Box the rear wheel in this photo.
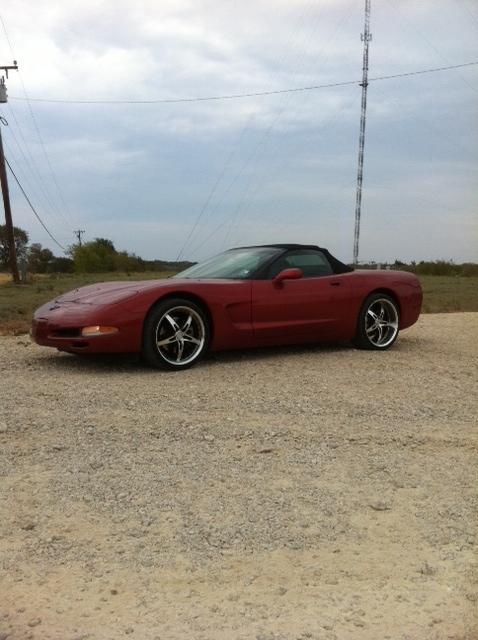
[354,293,399,350]
[142,298,209,370]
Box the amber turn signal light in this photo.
[81,326,119,337]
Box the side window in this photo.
[267,250,333,278]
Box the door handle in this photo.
[330,281,341,287]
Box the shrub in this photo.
[48,257,75,273]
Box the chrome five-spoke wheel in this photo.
[354,293,400,350]
[156,306,205,365]
[142,298,209,370]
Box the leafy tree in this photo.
[48,256,75,273]
[71,237,146,273]
[0,224,29,269]
[94,237,116,252]
[28,243,54,273]
[72,238,117,272]
[114,250,145,272]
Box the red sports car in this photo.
[31,244,422,370]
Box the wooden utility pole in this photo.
[0,122,19,282]
[0,61,19,283]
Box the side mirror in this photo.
[273,267,303,286]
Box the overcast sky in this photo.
[0,0,477,263]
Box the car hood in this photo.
[54,280,159,305]
[53,276,248,306]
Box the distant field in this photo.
[0,271,477,334]
[419,275,478,313]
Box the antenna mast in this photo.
[353,0,372,265]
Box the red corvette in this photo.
[31,244,422,370]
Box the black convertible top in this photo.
[231,244,354,275]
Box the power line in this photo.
[5,156,67,251]
[0,23,71,233]
[175,0,338,262]
[9,61,478,105]
[184,113,287,258]
[219,0,359,250]
[181,1,369,258]
[20,94,77,227]
[2,138,62,233]
[0,13,77,229]
[457,0,478,30]
[384,0,478,95]
[175,114,256,262]
[222,86,359,251]
[3,109,73,233]
[188,85,359,258]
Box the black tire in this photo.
[353,293,400,350]
[142,298,210,370]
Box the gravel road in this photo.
[1,313,477,640]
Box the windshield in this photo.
[174,247,282,279]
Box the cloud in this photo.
[0,0,476,262]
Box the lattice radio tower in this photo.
[353,0,372,265]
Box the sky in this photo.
[0,0,477,263]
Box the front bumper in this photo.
[31,303,143,354]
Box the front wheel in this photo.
[142,298,210,370]
[354,293,400,350]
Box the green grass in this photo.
[419,275,478,313]
[0,272,477,334]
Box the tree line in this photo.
[0,225,192,274]
[1,225,476,276]
[361,259,478,277]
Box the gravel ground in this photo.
[0,313,477,640]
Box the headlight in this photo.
[81,326,119,337]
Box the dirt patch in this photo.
[0,313,477,640]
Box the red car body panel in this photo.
[31,268,422,355]
[251,273,354,344]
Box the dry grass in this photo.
[0,272,477,334]
[419,275,478,313]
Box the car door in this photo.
[251,249,352,345]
